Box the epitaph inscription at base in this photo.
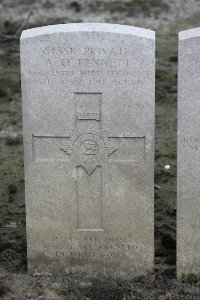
[21,23,155,274]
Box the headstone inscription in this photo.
[21,23,155,274]
[178,28,200,275]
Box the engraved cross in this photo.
[33,93,145,231]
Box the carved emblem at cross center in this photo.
[60,130,118,175]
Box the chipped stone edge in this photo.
[179,28,200,41]
[20,23,155,40]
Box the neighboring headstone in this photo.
[178,28,200,275]
[21,23,155,274]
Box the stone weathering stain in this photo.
[20,23,155,274]
[178,28,200,276]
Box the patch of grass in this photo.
[102,0,169,15]
[159,145,176,159]
[58,289,67,296]
[0,66,20,99]
[42,0,55,9]
[0,142,25,259]
[168,12,200,34]
[180,272,188,283]
[0,102,21,130]
[156,69,177,103]
[2,263,19,271]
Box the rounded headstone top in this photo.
[179,28,200,41]
[21,23,155,40]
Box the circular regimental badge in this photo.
[73,133,106,164]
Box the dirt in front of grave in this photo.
[0,0,200,299]
[1,266,200,300]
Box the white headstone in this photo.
[21,23,155,274]
[178,28,200,275]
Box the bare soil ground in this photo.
[0,0,200,299]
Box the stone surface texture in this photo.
[21,23,155,274]
[178,27,200,275]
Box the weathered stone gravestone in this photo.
[178,28,200,276]
[21,23,155,274]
